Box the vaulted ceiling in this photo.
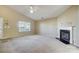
[8,5,71,20]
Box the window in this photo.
[17,21,31,32]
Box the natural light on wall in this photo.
[17,21,31,32]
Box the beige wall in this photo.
[0,6,35,38]
[57,6,77,28]
[36,18,57,38]
[74,6,79,47]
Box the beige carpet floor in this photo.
[0,35,79,53]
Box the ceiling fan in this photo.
[28,5,39,13]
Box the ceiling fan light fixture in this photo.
[30,10,34,13]
[29,5,39,14]
[29,6,34,13]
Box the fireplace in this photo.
[60,30,70,44]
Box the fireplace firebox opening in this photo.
[60,30,70,44]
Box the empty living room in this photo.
[1,0,79,59]
[0,5,79,53]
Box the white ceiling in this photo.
[8,5,71,20]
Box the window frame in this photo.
[17,21,31,32]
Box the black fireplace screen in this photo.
[60,30,70,44]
